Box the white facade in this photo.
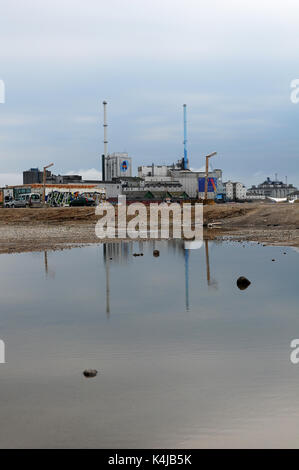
[138,165,170,178]
[105,153,132,180]
[224,181,247,200]
[138,161,182,178]
[247,177,297,199]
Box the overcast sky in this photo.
[1,0,299,187]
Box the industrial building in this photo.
[247,177,297,199]
[121,190,190,202]
[137,164,223,200]
[138,162,183,178]
[102,153,132,181]
[23,168,51,184]
[101,101,132,182]
[23,168,83,185]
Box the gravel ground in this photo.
[0,203,298,254]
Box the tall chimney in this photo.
[103,101,108,158]
[102,101,108,181]
[183,104,189,170]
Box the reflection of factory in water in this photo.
[41,240,216,316]
[102,239,216,315]
[103,241,133,264]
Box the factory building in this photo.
[138,163,223,199]
[122,189,190,202]
[102,153,132,181]
[138,161,182,178]
[23,168,51,184]
[23,168,82,185]
[122,175,183,194]
[97,101,225,201]
[247,177,297,199]
[171,168,223,200]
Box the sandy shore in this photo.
[0,202,298,254]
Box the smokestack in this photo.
[103,101,108,158]
[102,154,106,181]
[102,101,108,181]
[183,104,189,170]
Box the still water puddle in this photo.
[0,240,298,448]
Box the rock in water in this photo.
[153,250,160,257]
[83,369,98,378]
[237,276,251,290]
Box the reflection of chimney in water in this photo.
[205,240,211,285]
[103,244,110,317]
[184,248,190,311]
[44,251,48,276]
[43,250,55,279]
[106,256,110,317]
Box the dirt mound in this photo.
[0,207,97,225]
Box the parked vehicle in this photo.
[4,198,14,208]
[29,193,41,207]
[11,194,30,208]
[5,193,41,208]
[69,196,96,207]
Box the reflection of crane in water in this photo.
[205,239,218,289]
[43,251,55,279]
[184,239,218,310]
[184,248,190,311]
[103,241,133,317]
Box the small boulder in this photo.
[83,369,98,378]
[237,276,251,291]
